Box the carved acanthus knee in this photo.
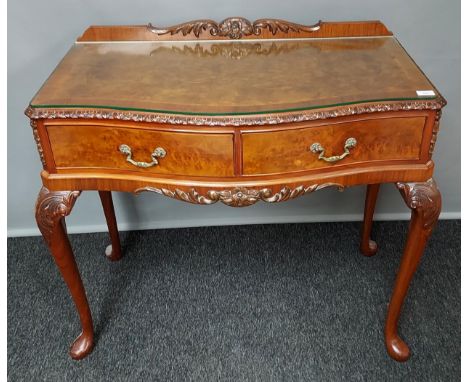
[396,178,441,232]
[385,178,442,361]
[35,186,93,360]
[35,186,81,243]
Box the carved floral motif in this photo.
[35,187,81,244]
[25,98,446,127]
[147,18,322,39]
[135,183,344,207]
[396,178,441,229]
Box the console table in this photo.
[26,18,446,362]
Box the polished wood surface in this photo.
[242,116,426,175]
[35,187,94,360]
[360,184,380,256]
[98,191,122,261]
[386,179,441,361]
[47,124,235,177]
[40,163,435,196]
[27,20,446,362]
[30,37,438,115]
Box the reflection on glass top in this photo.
[31,37,438,115]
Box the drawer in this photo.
[47,124,234,176]
[242,117,426,175]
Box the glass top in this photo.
[30,37,439,116]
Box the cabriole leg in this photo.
[35,186,94,360]
[98,191,122,261]
[385,178,441,361]
[360,183,380,256]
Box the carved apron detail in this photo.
[135,183,345,207]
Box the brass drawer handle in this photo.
[119,144,166,168]
[310,137,357,163]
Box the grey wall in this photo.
[8,0,460,236]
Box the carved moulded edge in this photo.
[25,98,446,127]
[134,183,345,207]
[35,187,81,244]
[429,109,442,155]
[147,17,322,39]
[396,178,441,229]
[30,119,46,168]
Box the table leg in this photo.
[35,186,94,360]
[360,183,380,256]
[385,178,441,361]
[98,191,122,261]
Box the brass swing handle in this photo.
[119,144,166,168]
[309,137,357,163]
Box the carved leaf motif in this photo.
[148,20,220,38]
[169,188,218,205]
[396,178,441,229]
[253,19,321,35]
[35,187,81,244]
[135,184,344,207]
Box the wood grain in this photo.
[242,116,426,175]
[40,161,435,195]
[98,191,122,261]
[47,124,235,177]
[35,187,94,360]
[30,37,439,116]
[385,179,441,361]
[360,184,380,256]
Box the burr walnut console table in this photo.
[26,19,446,362]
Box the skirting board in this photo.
[7,211,460,238]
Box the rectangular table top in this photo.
[30,36,439,116]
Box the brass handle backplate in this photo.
[309,137,357,163]
[119,144,166,168]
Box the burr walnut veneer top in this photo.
[31,37,438,116]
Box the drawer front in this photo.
[47,125,234,176]
[242,117,426,175]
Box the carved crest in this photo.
[147,17,322,39]
[135,183,344,207]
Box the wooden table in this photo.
[26,18,446,362]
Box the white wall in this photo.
[7,0,460,236]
